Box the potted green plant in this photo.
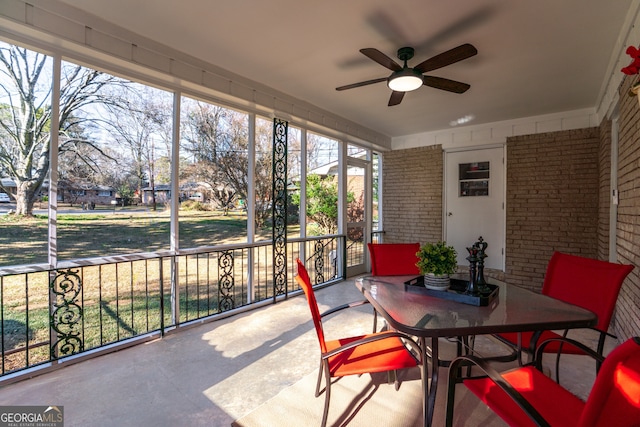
[415,241,458,290]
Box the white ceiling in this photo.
[55,0,633,139]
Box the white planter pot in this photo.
[424,273,450,290]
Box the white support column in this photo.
[338,142,347,234]
[299,130,307,262]
[170,91,181,325]
[170,91,181,253]
[48,54,61,362]
[247,113,256,304]
[337,141,347,277]
[48,55,61,267]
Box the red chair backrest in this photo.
[295,258,327,353]
[542,252,634,333]
[578,337,640,427]
[368,242,421,276]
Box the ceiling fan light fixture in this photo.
[337,44,476,105]
[388,69,423,92]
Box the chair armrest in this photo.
[321,330,422,363]
[448,354,551,427]
[320,299,370,318]
[533,336,605,370]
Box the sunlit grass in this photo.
[0,207,280,265]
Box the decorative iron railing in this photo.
[0,235,345,382]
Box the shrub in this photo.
[180,200,209,211]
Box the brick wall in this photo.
[614,76,640,340]
[381,146,442,244]
[382,120,640,339]
[505,129,600,292]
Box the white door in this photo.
[346,160,368,276]
[444,147,505,270]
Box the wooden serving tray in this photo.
[404,276,499,307]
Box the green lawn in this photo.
[0,207,282,266]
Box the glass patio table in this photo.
[355,275,598,427]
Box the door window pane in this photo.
[459,161,490,197]
[347,143,366,158]
[347,163,365,267]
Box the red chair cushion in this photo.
[464,366,585,427]
[296,258,418,378]
[326,334,418,377]
[368,243,420,276]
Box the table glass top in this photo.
[357,275,597,337]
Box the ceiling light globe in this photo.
[388,72,423,92]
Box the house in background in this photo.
[141,184,171,205]
[1,177,49,203]
[58,180,116,207]
[0,178,15,200]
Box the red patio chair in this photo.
[446,336,640,427]
[493,251,633,379]
[367,242,421,276]
[295,258,422,427]
[367,242,421,332]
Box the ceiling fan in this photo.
[336,43,477,106]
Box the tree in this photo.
[347,192,365,241]
[0,45,50,215]
[292,174,355,235]
[101,86,172,210]
[181,102,245,210]
[253,118,273,227]
[179,102,281,223]
[305,174,339,234]
[0,42,125,215]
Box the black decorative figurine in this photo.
[466,246,479,295]
[474,236,488,290]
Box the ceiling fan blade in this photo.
[415,43,478,73]
[360,48,402,71]
[336,77,387,91]
[388,91,405,106]
[423,76,470,93]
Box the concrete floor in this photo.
[0,278,614,426]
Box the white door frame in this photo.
[443,144,506,271]
[345,156,370,277]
